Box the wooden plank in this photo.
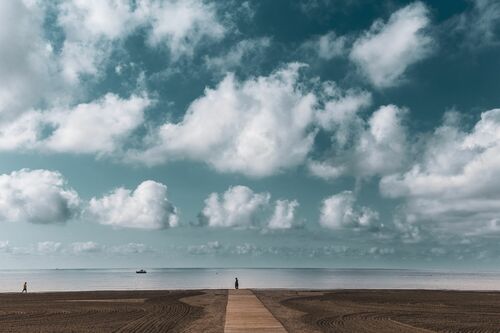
[224,289,287,333]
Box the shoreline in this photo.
[2,287,500,293]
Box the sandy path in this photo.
[224,289,287,333]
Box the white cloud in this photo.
[0,1,58,119]
[43,93,150,155]
[71,241,103,254]
[303,31,348,60]
[0,111,45,151]
[88,180,179,229]
[109,242,152,255]
[314,83,372,132]
[354,105,408,177]
[37,241,62,254]
[0,93,150,155]
[318,31,348,59]
[350,2,433,87]
[0,241,31,255]
[268,199,299,229]
[0,241,12,253]
[308,161,347,181]
[204,37,271,73]
[141,0,225,58]
[130,63,317,177]
[310,104,408,180]
[56,0,225,81]
[0,169,80,224]
[454,0,500,47]
[58,0,135,40]
[380,108,500,235]
[320,191,379,229]
[188,241,222,255]
[199,185,270,227]
[199,185,302,229]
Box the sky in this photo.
[1,0,500,270]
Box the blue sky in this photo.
[1,0,500,269]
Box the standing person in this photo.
[22,282,27,293]
[235,277,239,289]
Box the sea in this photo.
[1,268,500,292]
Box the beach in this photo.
[1,289,500,332]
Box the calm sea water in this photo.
[1,268,500,292]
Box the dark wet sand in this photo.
[1,289,500,332]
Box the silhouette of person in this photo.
[235,277,239,289]
[22,282,27,293]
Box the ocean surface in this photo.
[1,268,500,292]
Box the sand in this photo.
[1,289,500,332]
[255,289,500,333]
[0,290,226,333]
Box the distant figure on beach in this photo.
[22,282,27,293]
[235,277,239,289]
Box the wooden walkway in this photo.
[224,289,287,333]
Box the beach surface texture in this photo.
[1,289,500,332]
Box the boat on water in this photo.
[136,269,147,274]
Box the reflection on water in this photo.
[0,268,500,292]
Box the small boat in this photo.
[136,269,147,274]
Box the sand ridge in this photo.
[0,290,225,333]
[255,289,500,333]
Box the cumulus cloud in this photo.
[0,1,58,119]
[198,185,301,229]
[310,104,408,180]
[380,109,500,235]
[0,93,150,155]
[320,191,379,230]
[268,200,300,229]
[350,2,433,87]
[43,93,150,154]
[130,63,317,177]
[0,169,80,224]
[199,186,270,227]
[88,180,179,229]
